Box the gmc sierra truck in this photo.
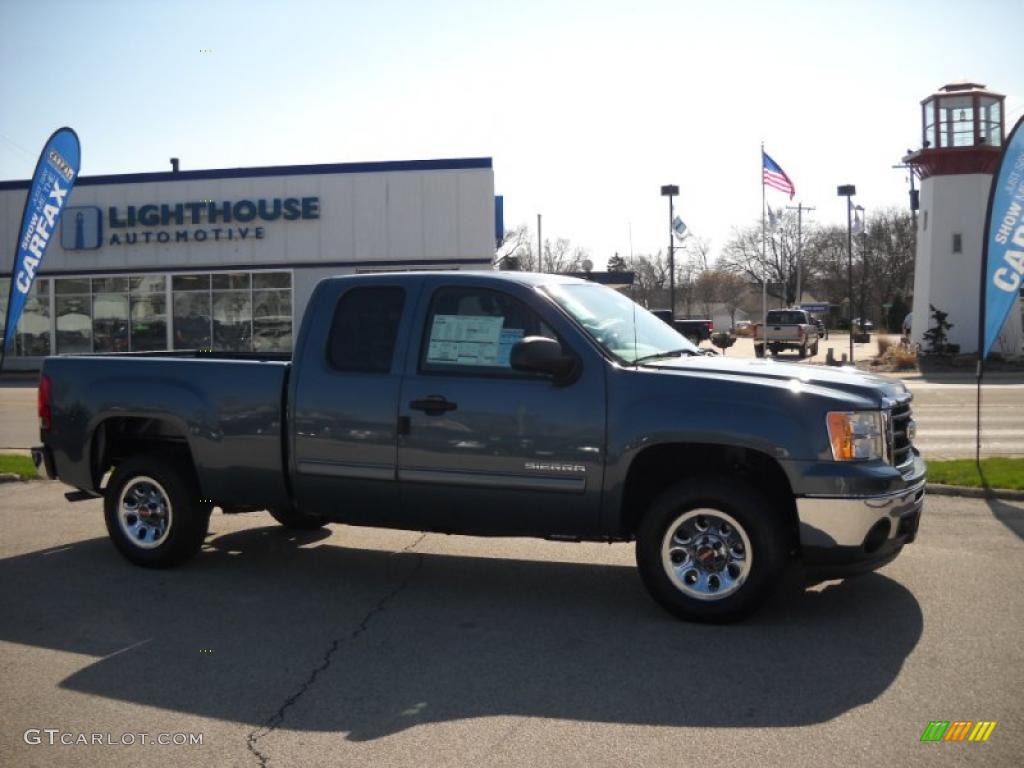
[33,272,924,622]
[754,308,820,359]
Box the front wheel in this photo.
[636,479,787,622]
[103,453,209,567]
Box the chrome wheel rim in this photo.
[661,508,752,601]
[118,476,173,550]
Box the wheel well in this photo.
[619,443,799,548]
[92,417,195,489]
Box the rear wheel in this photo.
[268,505,328,530]
[754,345,765,358]
[636,479,787,622]
[797,343,807,359]
[103,453,209,567]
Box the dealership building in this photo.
[0,157,497,369]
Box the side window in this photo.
[421,287,556,374]
[327,286,405,373]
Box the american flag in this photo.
[762,151,795,198]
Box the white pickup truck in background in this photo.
[754,309,820,359]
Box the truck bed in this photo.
[41,354,292,510]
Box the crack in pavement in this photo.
[246,533,428,767]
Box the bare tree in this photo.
[494,224,593,274]
[494,223,536,271]
[720,213,802,304]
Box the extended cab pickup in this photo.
[754,308,820,359]
[34,272,925,622]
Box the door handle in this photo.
[409,395,458,414]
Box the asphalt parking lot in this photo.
[1,481,1021,767]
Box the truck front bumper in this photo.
[796,477,925,580]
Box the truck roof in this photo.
[322,270,595,288]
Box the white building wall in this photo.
[0,164,495,273]
[911,173,1023,355]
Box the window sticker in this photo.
[496,327,525,366]
[427,315,506,366]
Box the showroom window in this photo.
[56,278,92,354]
[1,270,291,356]
[129,275,167,351]
[0,278,51,356]
[212,272,252,352]
[253,272,292,352]
[172,274,212,350]
[92,277,129,352]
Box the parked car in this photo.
[852,318,874,332]
[650,309,714,344]
[35,272,924,623]
[733,320,754,338]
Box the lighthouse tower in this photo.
[905,82,1023,356]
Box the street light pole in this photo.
[837,184,857,363]
[661,185,679,315]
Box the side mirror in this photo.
[510,336,577,382]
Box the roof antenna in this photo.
[170,157,179,173]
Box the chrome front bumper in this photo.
[796,480,926,550]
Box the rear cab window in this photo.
[766,310,807,324]
[327,286,406,373]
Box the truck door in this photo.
[290,281,413,526]
[397,280,606,537]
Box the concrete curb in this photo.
[0,473,24,483]
[927,483,1024,501]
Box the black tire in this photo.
[103,453,209,568]
[754,345,765,358]
[268,505,327,530]
[636,478,787,623]
[811,342,819,356]
[797,343,807,359]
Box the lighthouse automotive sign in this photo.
[2,127,81,362]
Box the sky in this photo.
[2,0,1023,268]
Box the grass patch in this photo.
[0,453,38,481]
[927,458,1024,490]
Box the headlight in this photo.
[826,411,884,461]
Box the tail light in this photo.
[38,374,52,431]
[708,321,714,332]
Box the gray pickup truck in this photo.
[34,271,924,622]
[754,308,820,359]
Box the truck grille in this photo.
[889,401,915,472]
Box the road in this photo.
[903,377,1024,458]
[0,481,1021,768]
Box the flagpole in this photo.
[761,143,767,338]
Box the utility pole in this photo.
[785,202,815,306]
[537,213,543,272]
[892,162,919,229]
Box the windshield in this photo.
[544,283,699,363]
